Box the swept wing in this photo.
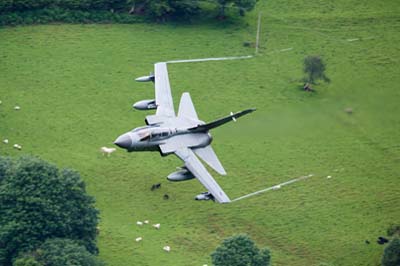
[175,148,231,203]
[154,62,175,117]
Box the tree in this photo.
[211,234,271,266]
[15,238,104,266]
[216,0,257,19]
[132,0,200,21]
[382,238,400,266]
[0,156,99,266]
[303,55,330,84]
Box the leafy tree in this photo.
[303,55,330,84]
[216,0,257,18]
[15,238,104,266]
[382,238,400,266]
[0,156,99,266]
[211,234,271,266]
[132,0,200,21]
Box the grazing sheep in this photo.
[135,237,143,242]
[100,147,116,157]
[3,139,8,144]
[136,221,143,226]
[14,106,20,110]
[153,223,160,229]
[344,107,353,114]
[327,175,332,179]
[13,144,22,150]
[144,220,149,224]
[163,246,170,252]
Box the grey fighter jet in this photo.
[114,62,255,203]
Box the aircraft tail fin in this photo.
[188,108,256,133]
[178,92,199,120]
[193,145,226,175]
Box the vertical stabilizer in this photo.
[178,93,199,120]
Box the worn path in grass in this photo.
[1,1,400,265]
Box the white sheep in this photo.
[13,144,22,150]
[144,220,149,224]
[100,147,116,157]
[3,139,8,144]
[14,106,20,110]
[327,175,332,179]
[163,246,171,252]
[136,221,143,226]
[153,223,160,229]
[135,237,143,242]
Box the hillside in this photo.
[1,1,399,265]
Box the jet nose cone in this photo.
[114,134,132,149]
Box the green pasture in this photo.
[1,1,400,265]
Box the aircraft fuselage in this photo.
[114,125,212,153]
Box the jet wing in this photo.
[175,148,231,203]
[154,62,175,117]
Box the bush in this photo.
[303,55,330,84]
[211,234,271,266]
[15,238,104,266]
[382,238,400,266]
[0,156,99,266]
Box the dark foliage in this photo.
[211,234,271,266]
[303,55,330,84]
[0,8,142,26]
[382,238,400,266]
[216,0,257,18]
[15,238,104,266]
[0,156,99,266]
[0,0,258,25]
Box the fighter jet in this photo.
[114,62,255,203]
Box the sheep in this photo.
[3,139,8,144]
[13,144,22,150]
[153,223,160,229]
[14,106,20,110]
[344,107,353,114]
[326,175,332,179]
[163,246,170,252]
[144,220,149,224]
[135,237,143,242]
[136,221,143,226]
[100,147,116,157]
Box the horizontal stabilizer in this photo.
[193,145,226,175]
[189,108,256,133]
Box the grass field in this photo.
[1,1,400,265]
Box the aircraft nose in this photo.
[114,133,132,149]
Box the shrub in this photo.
[0,156,99,266]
